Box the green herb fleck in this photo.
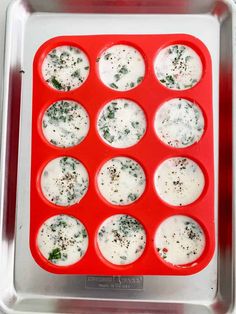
[48,248,61,261]
[165,75,175,85]
[137,76,143,84]
[51,77,62,90]
[82,229,87,238]
[103,129,114,143]
[119,65,128,74]
[128,193,138,201]
[110,82,118,89]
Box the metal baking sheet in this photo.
[0,0,235,313]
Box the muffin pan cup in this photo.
[30,34,214,275]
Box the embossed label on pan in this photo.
[86,276,143,290]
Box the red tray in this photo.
[30,34,214,275]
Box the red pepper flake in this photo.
[163,247,168,253]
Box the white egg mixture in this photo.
[155,157,205,206]
[41,157,89,206]
[155,215,205,265]
[98,44,145,91]
[42,45,90,91]
[97,214,146,265]
[42,100,89,148]
[97,98,146,148]
[154,44,202,90]
[37,215,88,266]
[155,98,204,148]
[97,157,146,205]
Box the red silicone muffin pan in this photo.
[30,34,214,275]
